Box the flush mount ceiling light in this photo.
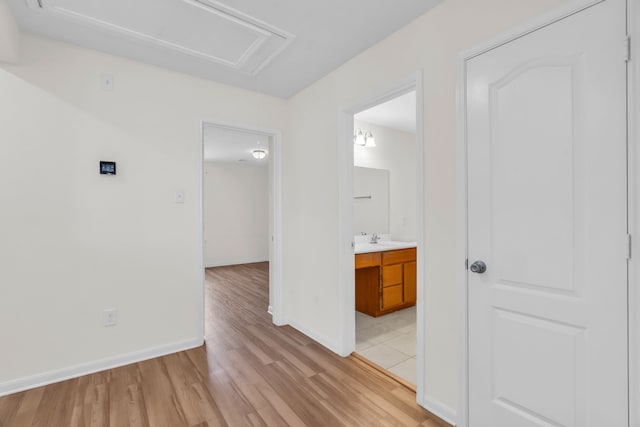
[353,128,375,147]
[252,149,267,160]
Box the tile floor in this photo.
[355,306,416,385]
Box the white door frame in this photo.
[199,119,285,334]
[337,72,427,402]
[628,0,639,424]
[456,1,636,426]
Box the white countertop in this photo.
[354,241,417,254]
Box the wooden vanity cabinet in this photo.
[355,248,416,317]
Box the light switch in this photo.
[175,191,185,204]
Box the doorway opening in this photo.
[338,73,426,403]
[352,91,418,386]
[199,121,284,340]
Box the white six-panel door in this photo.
[466,0,628,425]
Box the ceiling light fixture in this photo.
[354,128,375,147]
[252,149,267,160]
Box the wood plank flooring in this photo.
[0,262,448,427]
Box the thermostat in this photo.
[100,161,116,175]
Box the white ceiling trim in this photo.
[26,0,296,75]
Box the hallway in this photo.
[0,263,444,426]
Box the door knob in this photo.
[470,261,487,274]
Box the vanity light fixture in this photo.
[364,131,375,147]
[252,149,267,160]
[354,128,375,147]
[354,128,366,146]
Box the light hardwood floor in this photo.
[0,262,449,427]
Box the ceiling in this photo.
[204,125,270,165]
[355,91,416,134]
[7,0,442,98]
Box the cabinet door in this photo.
[403,261,416,305]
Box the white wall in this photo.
[0,34,286,394]
[282,0,568,419]
[204,162,269,267]
[0,0,19,64]
[354,119,416,241]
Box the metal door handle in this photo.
[470,261,487,274]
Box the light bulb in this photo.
[364,132,375,147]
[252,149,267,160]
[354,129,366,146]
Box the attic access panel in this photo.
[27,0,295,75]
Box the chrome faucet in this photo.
[370,233,380,244]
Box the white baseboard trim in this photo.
[287,320,341,355]
[205,258,269,268]
[267,305,273,315]
[421,395,457,426]
[0,337,203,397]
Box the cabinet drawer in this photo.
[381,285,403,310]
[355,252,381,269]
[382,248,416,265]
[382,264,402,287]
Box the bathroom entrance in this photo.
[337,75,425,402]
[351,90,419,387]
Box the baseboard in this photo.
[267,305,273,315]
[0,337,203,397]
[421,395,457,426]
[287,319,341,355]
[205,258,268,268]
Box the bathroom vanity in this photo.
[355,245,416,317]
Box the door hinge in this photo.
[625,36,631,62]
[627,234,632,260]
[465,258,469,270]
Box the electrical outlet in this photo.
[175,191,185,204]
[103,308,118,327]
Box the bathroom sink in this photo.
[354,241,417,254]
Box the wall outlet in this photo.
[103,308,118,327]
[175,191,185,204]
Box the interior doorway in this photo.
[352,91,418,386]
[199,121,284,334]
[337,74,426,403]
